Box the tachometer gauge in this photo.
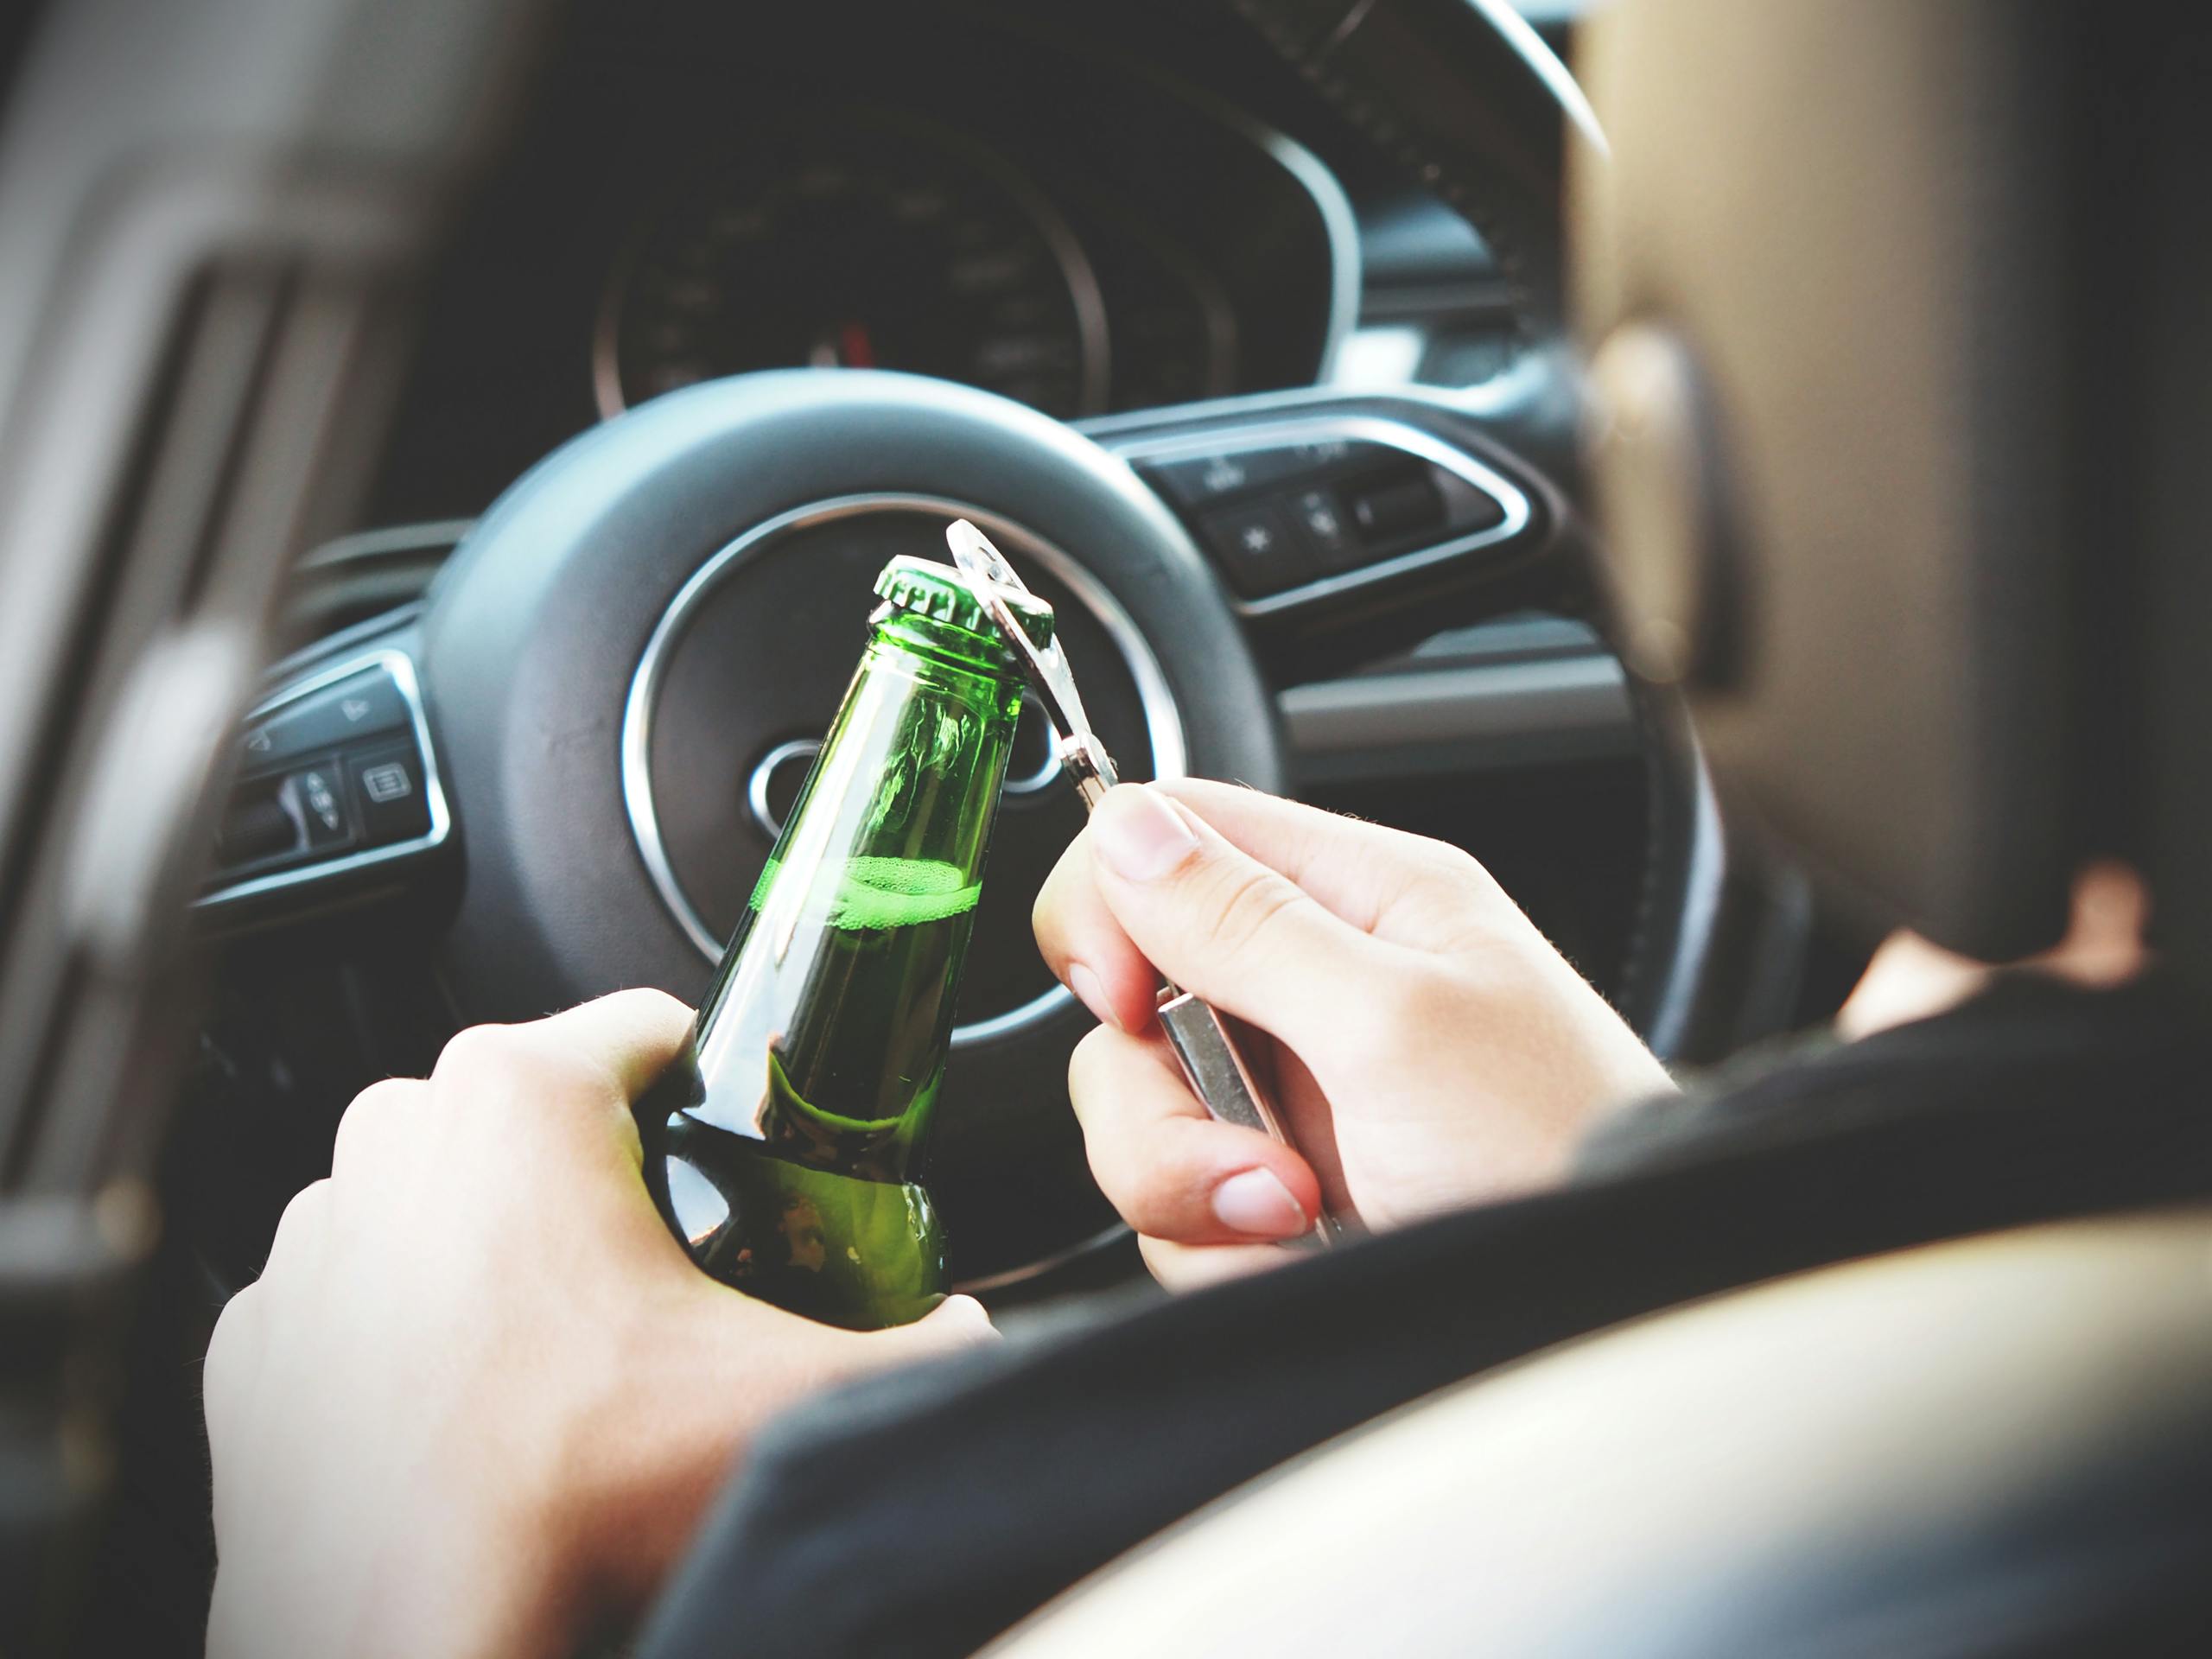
[595,120,1109,419]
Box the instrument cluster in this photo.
[594,115,1246,421]
[361,11,1352,524]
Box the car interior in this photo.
[1,0,2207,1653]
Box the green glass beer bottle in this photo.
[634,554,1047,1330]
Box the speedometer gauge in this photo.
[595,120,1109,419]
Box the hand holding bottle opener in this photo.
[946,519,1332,1247]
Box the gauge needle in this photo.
[808,319,879,369]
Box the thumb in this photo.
[905,1293,999,1348]
[1085,783,1395,1038]
[849,1294,1000,1365]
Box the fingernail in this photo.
[1211,1167,1308,1238]
[1091,786,1198,884]
[1067,963,1120,1031]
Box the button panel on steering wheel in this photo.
[199,649,452,913]
[1116,415,1530,613]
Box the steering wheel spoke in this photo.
[1085,390,1573,671]
[194,626,456,931]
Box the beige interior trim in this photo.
[986,1210,2212,1657]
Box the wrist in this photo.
[207,1476,591,1659]
[547,1284,779,1613]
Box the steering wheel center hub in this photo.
[621,493,1184,1045]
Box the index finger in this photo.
[1033,781,1499,1029]
[1033,830,1159,1032]
[1151,779,1505,950]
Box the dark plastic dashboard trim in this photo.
[1281,650,1635,782]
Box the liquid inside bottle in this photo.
[633,555,1044,1329]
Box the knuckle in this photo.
[1199,866,1309,965]
[433,1021,578,1109]
[1395,837,1503,921]
[276,1175,331,1234]
[349,1075,420,1113]
[202,1285,258,1407]
[1413,835,1490,889]
[265,1178,333,1266]
[1084,1139,1210,1243]
[205,1282,255,1363]
[596,986,695,1041]
[330,1077,422,1169]
[1064,1025,1121,1127]
[1031,842,1097,968]
[1064,1034,1198,1234]
[1078,1128,1169,1235]
[613,986,690,1022]
[1031,857,1069,940]
[432,1021,528,1084]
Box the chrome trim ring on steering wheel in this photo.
[621,493,1186,1050]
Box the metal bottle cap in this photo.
[874,553,1054,652]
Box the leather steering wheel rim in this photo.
[417,369,1282,1282]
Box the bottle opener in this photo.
[945,519,1333,1248]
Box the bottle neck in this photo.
[868,605,1026,690]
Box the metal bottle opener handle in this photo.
[944,519,1332,1248]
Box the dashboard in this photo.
[596,113,1190,421]
[359,0,1522,529]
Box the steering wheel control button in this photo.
[361,761,412,804]
[1347,471,1447,547]
[1199,500,1318,596]
[240,666,410,772]
[1141,447,1302,509]
[200,649,451,916]
[208,758,360,877]
[346,742,431,844]
[1293,436,1358,467]
[1115,415,1537,618]
[1287,486,1358,569]
[216,791,298,867]
[290,761,353,848]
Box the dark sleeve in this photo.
[635,978,2209,1659]
[1574,973,2180,1179]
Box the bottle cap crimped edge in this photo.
[874,553,1054,652]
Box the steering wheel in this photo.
[198,2,1740,1291]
